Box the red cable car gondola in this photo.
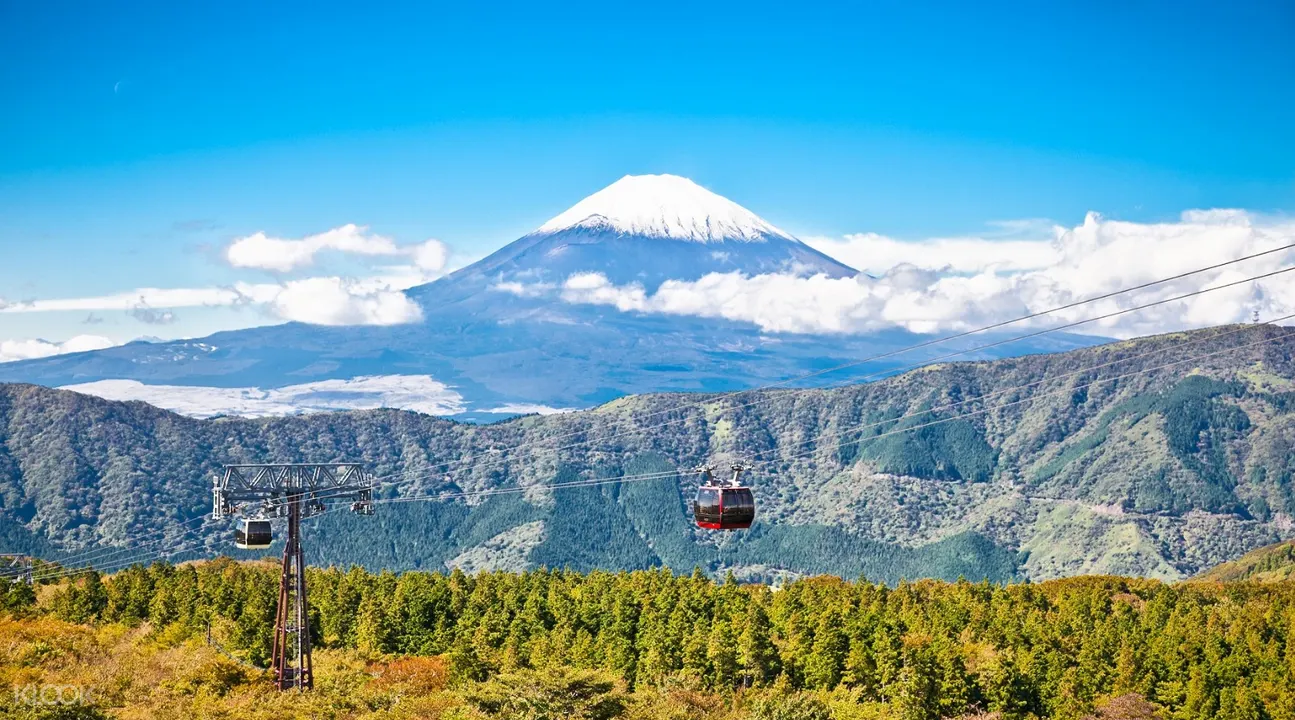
[693,464,755,530]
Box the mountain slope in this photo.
[1,323,1293,582]
[0,174,1101,419]
[420,174,856,297]
[1194,540,1295,582]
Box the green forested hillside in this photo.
[2,324,1295,581]
[11,559,1295,720]
[1195,540,1295,583]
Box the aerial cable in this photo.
[38,303,1293,582]
[54,245,1295,574]
[291,260,1295,504]
[352,240,1295,482]
[35,469,688,581]
[38,263,1295,579]
[32,259,1295,579]
[37,321,1292,582]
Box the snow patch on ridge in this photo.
[60,375,466,418]
[480,403,576,416]
[536,174,793,243]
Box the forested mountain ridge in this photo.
[2,323,1295,582]
[1194,539,1295,583]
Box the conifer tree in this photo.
[803,608,847,689]
[707,619,738,689]
[738,600,779,688]
[356,585,394,655]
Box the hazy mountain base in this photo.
[2,324,1295,581]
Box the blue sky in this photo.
[1,0,1293,350]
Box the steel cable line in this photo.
[38,323,1293,582]
[36,308,1293,582]
[45,246,1295,574]
[272,261,1295,506]
[33,259,1295,578]
[34,512,221,579]
[345,241,1295,483]
[35,262,1295,578]
[35,468,689,581]
[350,323,1295,518]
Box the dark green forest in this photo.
[17,560,1295,720]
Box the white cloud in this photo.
[411,239,450,272]
[561,272,648,312]
[0,335,116,363]
[60,375,466,418]
[480,403,576,416]
[226,224,399,271]
[271,277,423,326]
[0,286,271,313]
[807,232,1062,275]
[0,276,427,328]
[225,224,451,274]
[537,210,1295,338]
[492,281,556,298]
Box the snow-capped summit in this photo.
[410,173,857,301]
[536,174,793,243]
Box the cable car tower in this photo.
[0,554,33,585]
[212,463,375,691]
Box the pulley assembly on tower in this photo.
[212,463,376,691]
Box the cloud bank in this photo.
[502,210,1295,338]
[0,281,422,327]
[0,335,116,363]
[225,224,449,273]
[61,375,466,418]
[806,231,1062,275]
[271,277,423,326]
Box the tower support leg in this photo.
[271,497,313,690]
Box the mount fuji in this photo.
[424,174,854,295]
[0,175,1102,419]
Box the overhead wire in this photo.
[354,322,1295,511]
[246,259,1295,508]
[47,245,1295,576]
[32,246,1295,579]
[38,312,1294,582]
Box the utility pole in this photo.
[212,463,375,690]
[0,554,33,585]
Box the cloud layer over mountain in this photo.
[225,223,450,273]
[61,375,466,418]
[4,174,1293,375]
[501,209,1295,338]
[0,334,116,363]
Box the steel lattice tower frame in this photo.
[213,463,374,691]
[1,554,33,585]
